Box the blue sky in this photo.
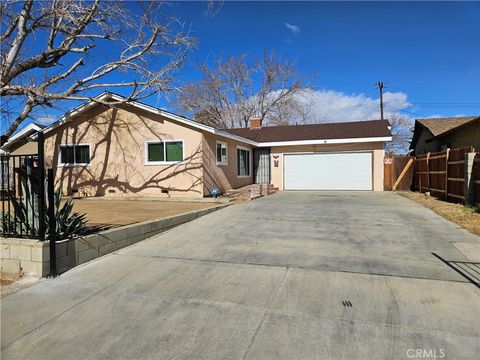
[4,1,480,133]
[170,1,480,120]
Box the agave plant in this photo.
[1,176,103,240]
[1,170,41,236]
[48,186,98,239]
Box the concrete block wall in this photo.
[1,239,49,278]
[1,203,229,279]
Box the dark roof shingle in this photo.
[225,119,391,143]
[417,116,479,137]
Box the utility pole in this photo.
[376,81,384,120]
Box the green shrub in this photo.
[1,183,104,240]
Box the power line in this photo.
[408,105,480,109]
[409,102,480,105]
[384,105,429,118]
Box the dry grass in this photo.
[400,192,480,236]
[1,279,14,286]
[71,198,220,227]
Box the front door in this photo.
[253,148,271,184]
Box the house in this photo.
[0,123,45,192]
[410,116,480,155]
[4,92,392,197]
[1,123,45,156]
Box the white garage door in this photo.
[284,152,372,190]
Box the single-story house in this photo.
[410,116,480,155]
[1,123,45,156]
[0,123,45,191]
[3,92,392,197]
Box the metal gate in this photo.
[253,148,271,184]
[0,133,46,239]
[0,153,46,239]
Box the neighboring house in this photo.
[410,116,480,155]
[0,123,45,191]
[1,123,45,156]
[3,92,392,197]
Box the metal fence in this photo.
[1,133,46,239]
[1,133,61,276]
[0,153,46,239]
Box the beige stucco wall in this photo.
[44,105,205,198]
[9,141,38,156]
[202,133,253,194]
[270,142,385,191]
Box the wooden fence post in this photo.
[445,148,450,200]
[418,157,421,192]
[464,152,477,205]
[426,152,431,192]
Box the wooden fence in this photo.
[414,146,476,203]
[384,156,414,191]
[475,153,480,205]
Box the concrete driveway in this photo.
[2,192,479,359]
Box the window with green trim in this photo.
[146,141,183,163]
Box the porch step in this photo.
[223,183,279,200]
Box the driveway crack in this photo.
[241,266,289,360]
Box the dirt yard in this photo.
[71,198,220,227]
[400,192,480,236]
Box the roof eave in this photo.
[39,92,258,146]
[425,116,480,143]
[1,123,43,150]
[410,120,434,150]
[37,92,393,149]
[258,136,392,147]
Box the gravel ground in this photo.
[71,198,220,226]
[399,191,480,236]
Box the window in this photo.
[148,143,164,162]
[216,141,228,165]
[146,141,184,163]
[59,145,90,165]
[237,147,250,177]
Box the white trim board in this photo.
[258,136,392,147]
[1,123,44,150]
[40,92,257,146]
[38,92,391,149]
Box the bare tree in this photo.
[265,92,313,126]
[176,51,309,129]
[1,0,193,139]
[205,0,224,16]
[385,113,414,155]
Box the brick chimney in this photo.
[249,117,262,130]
